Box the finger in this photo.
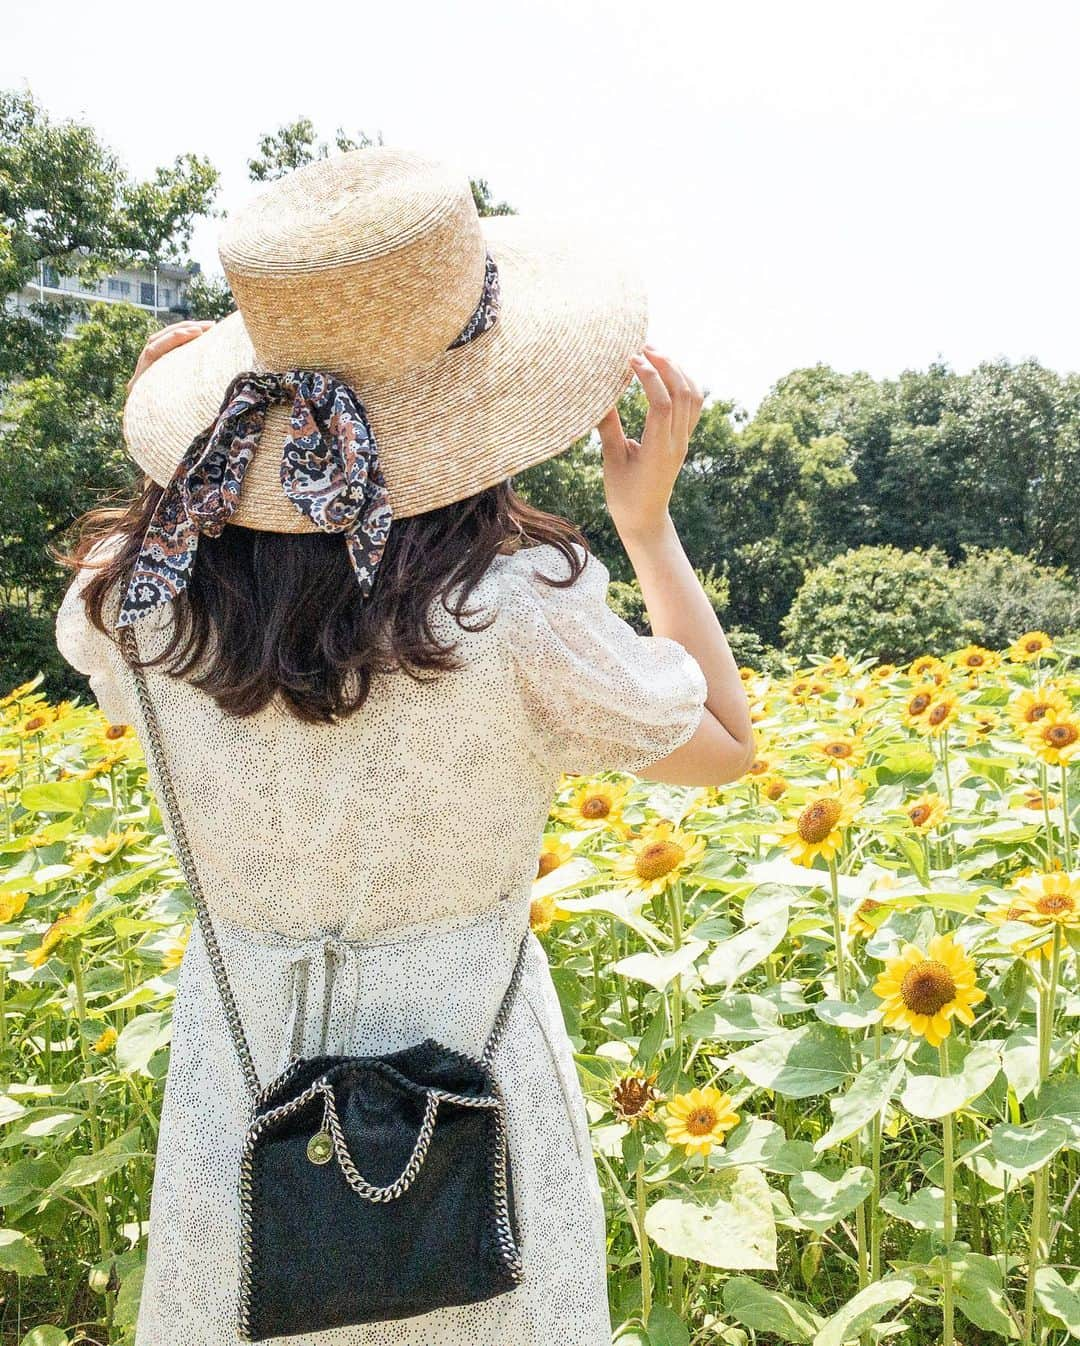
[629,352,673,450]
[685,374,705,437]
[642,345,692,447]
[596,406,629,460]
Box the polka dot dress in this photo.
[55,540,708,1346]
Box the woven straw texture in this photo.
[122,147,648,528]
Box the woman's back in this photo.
[57,538,706,945]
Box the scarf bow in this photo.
[117,369,393,628]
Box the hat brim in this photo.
[121,215,648,527]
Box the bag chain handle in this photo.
[116,622,528,1107]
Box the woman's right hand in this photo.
[125,319,215,396]
[596,346,704,546]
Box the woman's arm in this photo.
[596,346,756,787]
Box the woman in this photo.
[54,148,755,1345]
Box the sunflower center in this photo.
[685,1107,718,1136]
[748,759,768,775]
[928,702,951,727]
[797,798,842,845]
[1025,639,1044,653]
[580,794,611,819]
[909,693,931,715]
[900,960,957,1016]
[824,743,852,759]
[1046,723,1078,747]
[1027,704,1051,723]
[536,852,561,879]
[635,841,685,881]
[105,724,128,740]
[909,804,930,826]
[1037,893,1075,916]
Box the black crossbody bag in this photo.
[118,623,527,1341]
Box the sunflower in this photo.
[1009,870,1080,929]
[69,826,144,870]
[664,1086,740,1156]
[0,889,31,924]
[788,676,829,705]
[160,927,191,970]
[913,693,960,738]
[1008,631,1054,663]
[1008,685,1072,734]
[757,773,789,803]
[611,820,707,898]
[611,1071,662,1126]
[0,677,44,709]
[530,893,567,934]
[905,791,948,834]
[981,891,1051,963]
[1023,712,1080,766]
[908,654,948,684]
[25,895,94,969]
[554,779,630,834]
[91,1025,118,1054]
[872,933,985,1047]
[16,706,57,738]
[900,684,939,730]
[952,645,1001,675]
[848,897,887,939]
[536,835,573,880]
[813,733,867,771]
[775,780,863,868]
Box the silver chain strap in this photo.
[115,621,530,1105]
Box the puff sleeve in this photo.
[54,535,130,724]
[497,543,708,777]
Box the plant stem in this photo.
[667,881,685,1075]
[635,1158,652,1322]
[939,1041,955,1346]
[828,858,847,1001]
[1060,763,1073,870]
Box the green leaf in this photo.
[645,1305,689,1346]
[0,1228,45,1276]
[699,904,789,989]
[613,940,706,992]
[948,1252,1019,1338]
[727,1025,852,1100]
[815,1057,905,1152]
[879,1187,951,1231]
[635,1001,667,1067]
[989,1117,1069,1177]
[1034,1266,1080,1335]
[19,780,91,815]
[683,994,780,1044]
[45,1127,146,1195]
[788,1167,873,1233]
[722,1277,822,1344]
[711,1118,816,1175]
[900,1045,1001,1119]
[115,1011,172,1074]
[19,1329,70,1346]
[644,1166,777,1270]
[1000,1032,1040,1103]
[812,1277,916,1346]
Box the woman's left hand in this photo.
[125,320,215,395]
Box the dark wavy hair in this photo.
[50,474,589,725]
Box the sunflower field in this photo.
[2,632,1080,1345]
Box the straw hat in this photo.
[121,146,648,530]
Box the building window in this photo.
[42,264,60,288]
[108,278,131,297]
[161,287,172,306]
[140,282,155,306]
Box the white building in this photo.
[6,254,200,336]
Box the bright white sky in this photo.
[5,0,1079,414]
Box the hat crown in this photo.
[216,148,486,383]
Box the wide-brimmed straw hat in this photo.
[121,146,648,532]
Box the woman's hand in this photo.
[125,319,215,396]
[596,346,704,546]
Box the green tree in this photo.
[781,544,978,665]
[0,86,220,384]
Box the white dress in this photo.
[54,539,708,1346]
